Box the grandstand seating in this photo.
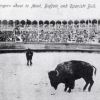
[0,19,100,44]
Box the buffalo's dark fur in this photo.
[48,60,97,93]
[26,48,33,66]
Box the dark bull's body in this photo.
[26,48,33,66]
[48,60,97,93]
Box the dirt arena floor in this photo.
[0,52,100,100]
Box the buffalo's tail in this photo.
[92,66,97,75]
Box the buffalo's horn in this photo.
[55,70,59,76]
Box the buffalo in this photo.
[48,60,97,93]
[26,48,33,66]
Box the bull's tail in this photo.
[92,66,97,75]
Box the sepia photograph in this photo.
[0,0,100,100]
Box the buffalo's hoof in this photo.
[27,62,29,66]
[83,88,86,91]
[30,63,32,66]
[88,88,91,92]
[64,90,66,92]
[64,89,67,92]
[68,89,71,93]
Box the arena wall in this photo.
[0,42,100,53]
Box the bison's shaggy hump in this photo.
[55,61,73,74]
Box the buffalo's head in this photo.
[48,70,59,90]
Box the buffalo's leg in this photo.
[30,60,32,66]
[83,79,89,91]
[83,83,89,91]
[64,84,68,92]
[67,81,74,93]
[27,60,29,66]
[70,81,75,89]
[88,78,94,92]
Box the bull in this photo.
[48,60,97,93]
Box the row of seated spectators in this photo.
[0,31,14,42]
[17,28,100,44]
[0,27,100,44]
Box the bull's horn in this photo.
[55,70,59,76]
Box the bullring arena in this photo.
[0,19,100,100]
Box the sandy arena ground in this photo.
[0,52,100,100]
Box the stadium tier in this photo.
[0,19,100,44]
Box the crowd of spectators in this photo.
[0,19,100,44]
